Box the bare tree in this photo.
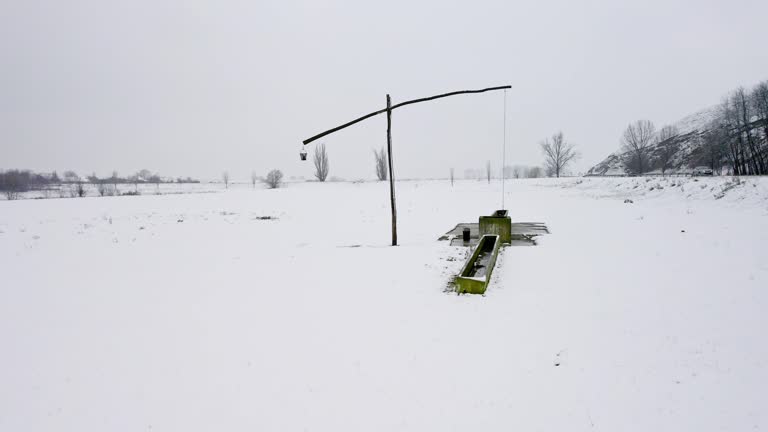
[736,87,765,174]
[313,143,329,182]
[149,174,162,192]
[700,124,728,175]
[512,165,525,179]
[0,170,27,200]
[111,170,119,194]
[486,160,491,184]
[621,120,656,175]
[222,171,230,189]
[658,125,678,142]
[502,165,513,179]
[264,169,283,189]
[720,96,742,175]
[752,81,768,142]
[75,181,87,197]
[658,143,677,176]
[526,166,543,178]
[720,90,759,175]
[657,125,679,176]
[63,170,80,183]
[251,171,258,189]
[373,147,388,181]
[752,82,768,171]
[540,131,579,177]
[449,168,454,186]
[129,174,140,193]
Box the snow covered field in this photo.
[1,177,767,431]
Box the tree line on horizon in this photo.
[3,123,580,199]
[0,169,199,200]
[10,78,764,201]
[305,136,574,186]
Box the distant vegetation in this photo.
[694,80,767,176]
[264,169,284,189]
[0,169,199,200]
[540,131,579,177]
[462,164,545,180]
[589,79,768,176]
[374,147,388,181]
[313,144,330,182]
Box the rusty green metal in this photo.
[455,234,501,295]
[479,209,512,244]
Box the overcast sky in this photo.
[2,0,767,181]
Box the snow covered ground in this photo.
[1,177,767,431]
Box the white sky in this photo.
[1,0,767,181]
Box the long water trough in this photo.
[443,210,550,294]
[454,234,501,295]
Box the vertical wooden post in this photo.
[386,94,398,246]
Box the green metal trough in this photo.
[455,234,501,295]
[479,209,512,244]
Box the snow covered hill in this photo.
[587,106,721,176]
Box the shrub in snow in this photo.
[264,170,283,189]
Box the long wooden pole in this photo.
[386,94,397,246]
[302,85,511,145]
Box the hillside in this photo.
[587,106,722,176]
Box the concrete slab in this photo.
[440,222,549,246]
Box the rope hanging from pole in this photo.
[502,88,507,210]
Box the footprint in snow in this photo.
[554,349,567,367]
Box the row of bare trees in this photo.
[506,165,544,179]
[0,170,55,200]
[655,125,679,175]
[250,141,555,185]
[619,120,690,175]
[223,143,328,191]
[709,82,768,175]
[453,164,544,183]
[0,169,189,200]
[238,170,284,189]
